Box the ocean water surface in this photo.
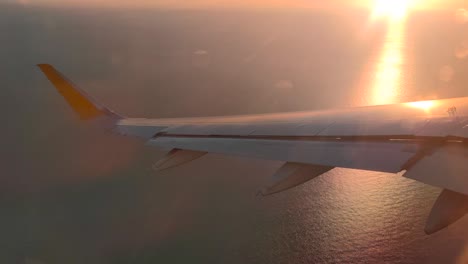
[1,4,468,263]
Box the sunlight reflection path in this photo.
[370,19,407,105]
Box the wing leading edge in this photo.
[39,64,468,234]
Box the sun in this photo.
[372,0,412,20]
[406,100,437,111]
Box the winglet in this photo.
[37,64,122,120]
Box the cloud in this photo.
[455,41,468,59]
[438,65,454,82]
[274,80,294,90]
[455,8,468,23]
[1,0,30,5]
[0,0,350,9]
[193,49,208,56]
[192,49,210,68]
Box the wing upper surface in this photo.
[116,97,468,139]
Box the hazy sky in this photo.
[3,0,464,10]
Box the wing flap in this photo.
[260,162,334,196]
[403,144,468,195]
[425,189,468,234]
[153,149,207,171]
[147,137,417,173]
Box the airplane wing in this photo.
[38,64,468,235]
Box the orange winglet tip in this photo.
[38,64,106,120]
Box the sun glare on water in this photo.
[364,0,417,105]
[372,0,413,20]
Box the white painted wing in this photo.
[39,64,468,234]
[116,97,468,192]
[117,99,468,235]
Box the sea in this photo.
[1,3,468,263]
